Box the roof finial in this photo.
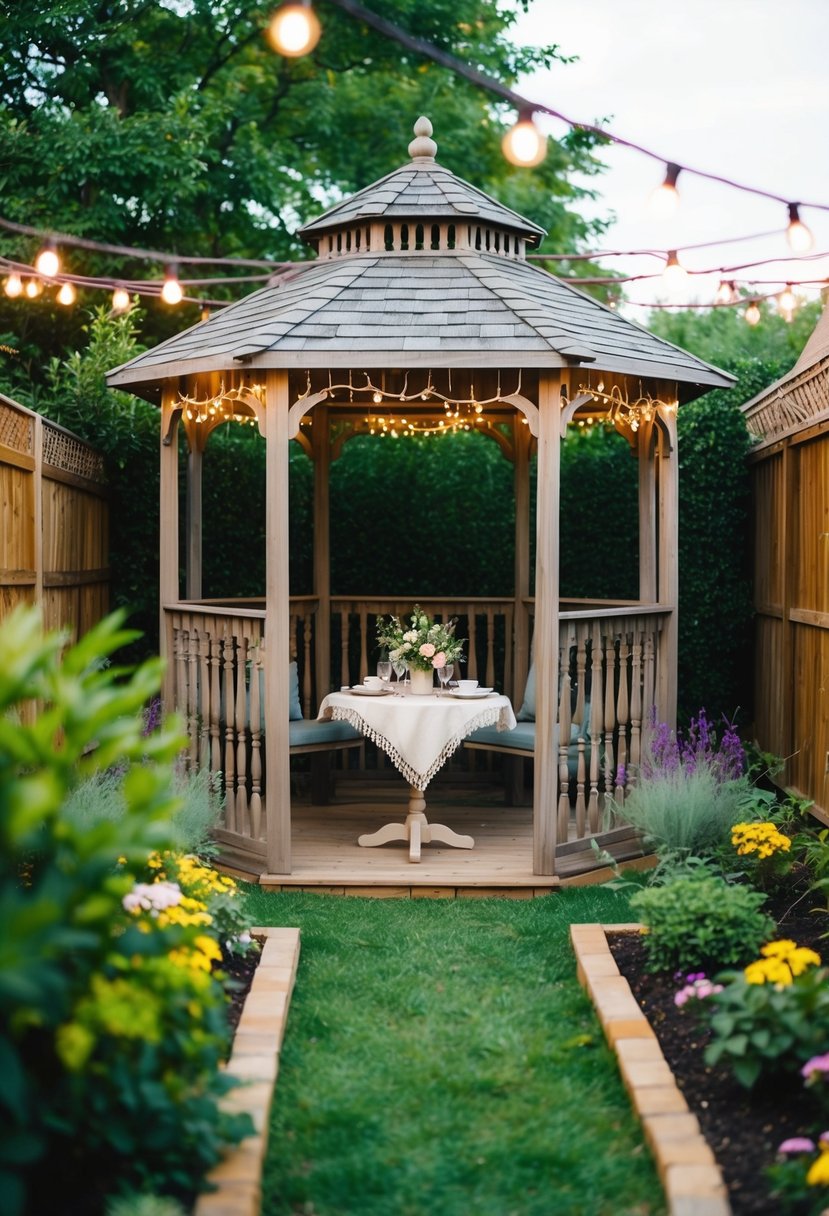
[408,116,437,163]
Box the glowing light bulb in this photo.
[661,250,688,293]
[715,280,735,306]
[372,390,382,404]
[648,163,681,219]
[744,302,761,327]
[111,287,131,313]
[56,282,76,306]
[161,265,183,305]
[4,273,23,298]
[35,242,60,278]
[25,278,42,299]
[786,203,813,254]
[502,110,547,168]
[267,1,321,57]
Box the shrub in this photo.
[705,942,829,1088]
[630,876,774,973]
[0,607,252,1215]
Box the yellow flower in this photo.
[807,1150,829,1186]
[762,940,797,958]
[789,946,822,974]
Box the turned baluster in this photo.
[209,632,222,776]
[234,634,250,831]
[588,635,604,831]
[187,622,200,770]
[615,630,631,804]
[573,621,588,727]
[629,621,643,782]
[603,630,618,810]
[557,660,573,841]
[222,634,237,832]
[340,609,350,689]
[198,628,211,768]
[249,643,263,840]
[485,607,495,690]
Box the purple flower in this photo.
[802,1054,829,1082]
[615,764,627,788]
[778,1137,816,1155]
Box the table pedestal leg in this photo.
[358,785,475,864]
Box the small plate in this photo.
[449,689,494,699]
[348,686,391,696]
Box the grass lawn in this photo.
[242,885,664,1216]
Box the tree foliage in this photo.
[0,0,611,395]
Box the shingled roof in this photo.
[107,116,733,397]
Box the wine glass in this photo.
[377,658,391,688]
[437,662,454,697]
[391,657,407,694]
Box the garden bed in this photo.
[604,880,826,1215]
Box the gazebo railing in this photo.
[164,598,669,859]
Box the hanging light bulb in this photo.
[501,109,547,168]
[267,1,321,57]
[111,286,131,313]
[714,280,736,306]
[4,273,23,298]
[786,203,813,254]
[778,283,796,321]
[372,390,383,404]
[34,240,60,278]
[744,301,761,327]
[25,278,42,299]
[56,282,76,306]
[648,162,681,218]
[161,264,183,305]
[661,250,688,293]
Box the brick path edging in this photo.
[570,923,732,1216]
[193,926,301,1216]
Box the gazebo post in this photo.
[656,411,679,729]
[533,372,561,874]
[264,370,292,874]
[185,443,203,600]
[159,384,180,709]
[513,418,532,705]
[312,404,332,704]
[638,420,657,603]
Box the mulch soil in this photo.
[609,872,827,1215]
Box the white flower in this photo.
[402,641,411,651]
[122,880,183,915]
[403,630,418,643]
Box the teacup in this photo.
[456,679,478,692]
[363,676,383,688]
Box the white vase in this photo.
[409,667,435,695]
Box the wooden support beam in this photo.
[313,404,331,704]
[638,420,657,604]
[186,446,203,601]
[533,371,560,874]
[656,411,679,729]
[265,370,292,875]
[513,417,531,704]
[159,386,180,710]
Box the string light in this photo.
[661,250,688,293]
[744,301,762,326]
[24,278,42,299]
[267,1,321,56]
[786,203,814,253]
[3,272,23,298]
[160,264,183,305]
[501,109,547,168]
[714,280,737,306]
[777,283,796,322]
[111,286,131,312]
[576,380,678,432]
[56,282,77,306]
[34,240,60,278]
[648,163,681,219]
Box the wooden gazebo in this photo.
[106,117,732,882]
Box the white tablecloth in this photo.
[318,691,517,790]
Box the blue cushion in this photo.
[469,721,536,751]
[289,719,362,747]
[288,661,303,721]
[516,663,536,721]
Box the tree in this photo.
[0,0,611,399]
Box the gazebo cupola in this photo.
[107,115,733,880]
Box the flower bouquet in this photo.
[376,605,465,673]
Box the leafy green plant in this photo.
[767,1133,829,1215]
[630,876,774,972]
[0,607,251,1215]
[705,942,829,1088]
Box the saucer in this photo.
[449,689,494,699]
[348,686,391,697]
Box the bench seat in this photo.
[289,718,363,755]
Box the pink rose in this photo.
[432,652,446,668]
[419,643,436,658]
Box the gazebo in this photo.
[107,117,732,882]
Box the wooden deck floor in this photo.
[240,772,643,897]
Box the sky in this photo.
[510,0,829,316]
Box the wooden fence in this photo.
[747,396,829,820]
[0,393,109,637]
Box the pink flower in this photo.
[802,1054,829,1081]
[778,1137,816,1154]
[432,651,446,668]
[419,642,436,658]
